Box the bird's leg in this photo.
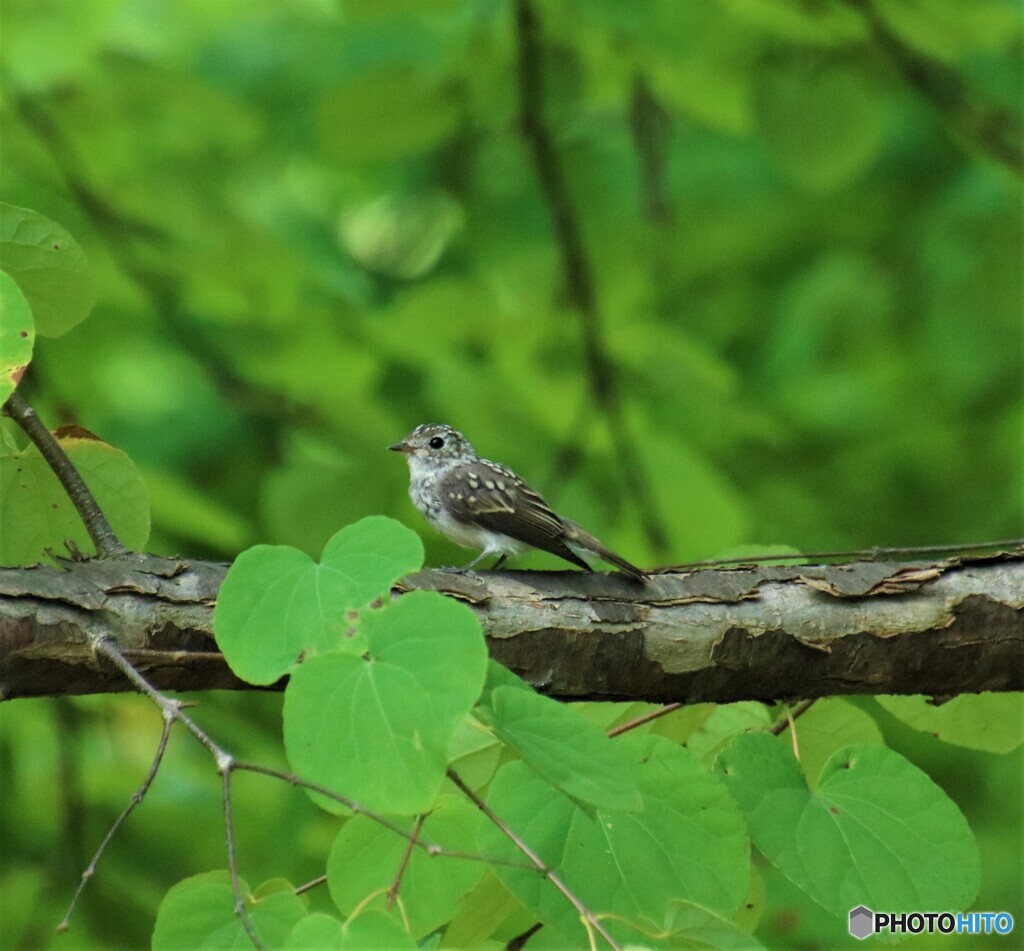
[491,554,508,571]
[460,551,489,571]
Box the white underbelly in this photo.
[431,508,529,557]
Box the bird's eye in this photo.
[428,436,445,449]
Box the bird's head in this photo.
[389,424,477,467]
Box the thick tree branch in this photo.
[1,550,1021,702]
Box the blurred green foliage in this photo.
[1,0,1021,948]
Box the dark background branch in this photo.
[845,0,1024,177]
[514,0,669,555]
[2,550,1021,702]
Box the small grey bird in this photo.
[389,423,646,582]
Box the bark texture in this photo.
[1,550,1021,702]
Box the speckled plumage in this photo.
[389,424,645,581]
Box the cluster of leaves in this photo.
[145,513,996,949]
[0,203,150,563]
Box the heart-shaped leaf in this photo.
[152,872,304,951]
[0,203,97,337]
[0,430,149,565]
[284,590,486,814]
[214,516,423,684]
[482,735,749,945]
[480,685,643,812]
[714,734,979,921]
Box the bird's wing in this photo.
[437,462,592,571]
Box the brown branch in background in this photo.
[769,699,816,737]
[660,538,1024,572]
[387,813,426,910]
[294,874,327,896]
[843,0,1023,177]
[628,75,674,225]
[513,0,668,555]
[59,712,174,932]
[447,767,622,951]
[2,392,127,557]
[606,703,683,738]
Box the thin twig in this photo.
[221,761,265,951]
[656,538,1024,572]
[2,392,127,557]
[58,711,174,931]
[89,637,263,947]
[513,0,668,555]
[769,699,816,737]
[447,768,622,951]
[235,762,534,871]
[628,75,673,225]
[606,703,683,738]
[293,874,327,896]
[387,813,426,910]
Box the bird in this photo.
[389,423,646,582]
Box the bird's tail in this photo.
[562,522,647,583]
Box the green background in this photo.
[1,0,1020,948]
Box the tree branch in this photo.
[513,0,669,555]
[2,391,127,557]
[844,0,1023,177]
[2,550,1021,702]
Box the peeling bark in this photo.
[1,551,1021,702]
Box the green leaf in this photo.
[441,873,531,950]
[482,735,749,945]
[481,685,643,812]
[214,516,424,685]
[0,431,150,565]
[339,190,464,280]
[339,911,416,950]
[286,914,345,951]
[327,796,486,938]
[774,698,884,786]
[0,203,97,337]
[152,871,305,951]
[755,54,887,190]
[446,716,503,791]
[286,911,415,951]
[714,734,980,921]
[317,67,458,166]
[876,693,1024,753]
[0,271,34,403]
[686,702,773,766]
[284,590,487,814]
[662,900,769,950]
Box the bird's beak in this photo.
[388,441,411,454]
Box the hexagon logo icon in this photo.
[849,905,875,940]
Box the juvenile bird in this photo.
[389,424,646,582]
